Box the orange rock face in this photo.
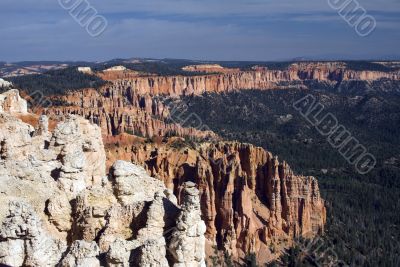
[97,69,153,80]
[106,140,326,263]
[105,65,400,96]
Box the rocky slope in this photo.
[106,139,326,263]
[45,88,215,139]
[0,90,206,267]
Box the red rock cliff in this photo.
[45,88,215,139]
[106,64,400,96]
[106,139,326,263]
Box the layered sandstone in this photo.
[107,139,326,264]
[42,62,400,140]
[0,90,206,267]
[45,88,216,138]
[103,63,400,96]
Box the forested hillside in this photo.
[2,67,107,96]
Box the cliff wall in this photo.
[106,139,326,263]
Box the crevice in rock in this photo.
[50,168,61,181]
[44,140,50,149]
[129,202,151,240]
[67,198,79,245]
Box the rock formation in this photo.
[0,89,28,114]
[0,90,206,267]
[101,63,400,96]
[104,66,127,72]
[0,78,12,88]
[59,240,100,267]
[77,67,93,74]
[168,182,207,267]
[43,62,400,139]
[182,64,240,74]
[34,114,49,136]
[0,201,66,267]
[107,139,326,264]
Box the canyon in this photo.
[0,86,327,267]
[29,62,399,264]
[4,62,398,265]
[44,62,400,139]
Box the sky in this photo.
[0,0,399,62]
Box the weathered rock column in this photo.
[169,182,206,267]
[34,115,49,136]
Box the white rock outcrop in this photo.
[0,201,66,267]
[0,90,206,267]
[59,240,100,267]
[77,67,92,74]
[34,114,49,136]
[111,160,166,204]
[50,115,107,197]
[0,78,12,87]
[104,65,127,72]
[0,89,27,114]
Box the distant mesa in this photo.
[96,65,152,81]
[77,67,93,74]
[374,61,400,68]
[182,64,224,71]
[77,66,128,75]
[103,65,127,72]
[251,65,269,71]
[182,64,240,73]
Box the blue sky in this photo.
[0,0,399,62]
